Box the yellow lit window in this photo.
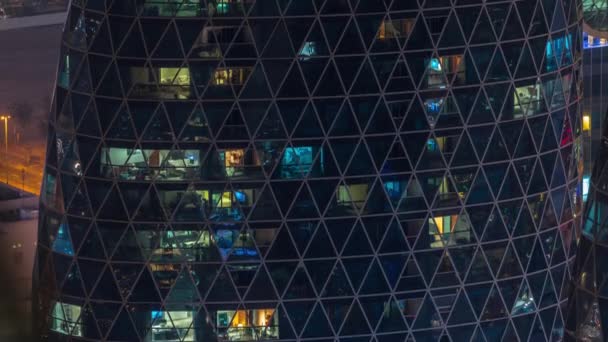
[338,184,369,205]
[217,191,232,208]
[583,114,591,131]
[159,68,190,85]
[431,215,458,235]
[429,215,458,248]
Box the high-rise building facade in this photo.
[564,1,608,341]
[35,1,582,341]
[564,113,608,341]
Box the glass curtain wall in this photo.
[35,0,582,341]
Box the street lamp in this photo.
[0,115,10,185]
[0,115,10,153]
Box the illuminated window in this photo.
[130,67,191,99]
[425,98,443,114]
[384,181,404,201]
[282,147,313,166]
[215,192,234,208]
[146,230,213,261]
[429,214,471,248]
[583,176,590,202]
[587,33,594,48]
[50,302,83,336]
[583,115,591,132]
[217,309,279,341]
[215,229,238,259]
[165,230,212,247]
[220,149,245,176]
[52,223,74,256]
[216,0,234,14]
[159,67,190,85]
[377,19,414,39]
[281,147,314,178]
[143,0,201,17]
[101,148,200,181]
[213,67,251,86]
[426,55,464,88]
[151,311,195,341]
[546,34,572,71]
[211,190,253,209]
[426,138,447,152]
[299,42,317,60]
[514,83,542,117]
[338,184,369,209]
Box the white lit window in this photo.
[583,176,590,202]
[50,302,83,336]
[151,311,195,341]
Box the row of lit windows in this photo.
[60,58,572,103]
[50,301,278,341]
[49,213,494,261]
[50,288,539,339]
[583,31,608,49]
[97,146,316,181]
[141,0,251,17]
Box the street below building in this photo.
[0,144,44,194]
[0,24,62,196]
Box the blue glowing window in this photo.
[151,311,163,320]
[234,191,247,203]
[299,42,317,59]
[546,34,572,70]
[426,139,437,152]
[282,147,313,166]
[425,99,443,113]
[384,181,402,199]
[52,224,75,256]
[429,58,442,71]
[217,3,229,14]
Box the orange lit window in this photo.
[377,19,414,39]
[231,310,249,327]
[254,309,275,326]
[224,149,244,167]
[226,309,275,327]
[213,67,251,86]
